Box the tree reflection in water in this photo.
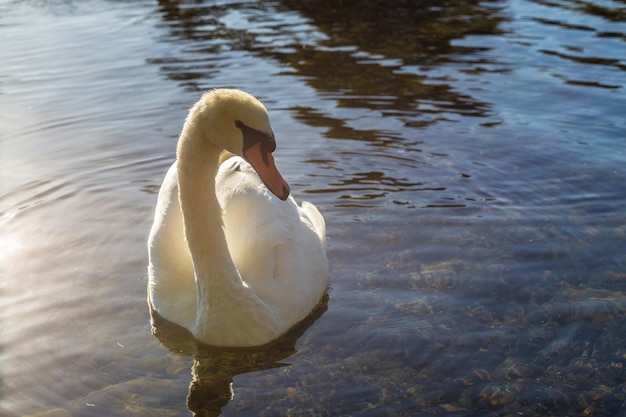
[153,0,507,131]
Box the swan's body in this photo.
[147,89,328,347]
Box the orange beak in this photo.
[243,142,290,201]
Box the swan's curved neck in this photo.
[176,123,241,303]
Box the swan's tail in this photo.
[300,201,326,245]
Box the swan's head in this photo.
[193,88,290,200]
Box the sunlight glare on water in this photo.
[1,0,625,416]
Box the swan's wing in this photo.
[298,200,326,246]
[147,161,196,328]
[216,157,328,319]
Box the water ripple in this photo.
[2,1,626,416]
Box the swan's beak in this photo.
[243,142,291,201]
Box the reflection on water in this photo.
[275,0,504,122]
[154,0,503,127]
[150,297,327,416]
[1,0,625,416]
[150,0,510,211]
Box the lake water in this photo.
[1,0,625,416]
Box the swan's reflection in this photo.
[150,295,328,416]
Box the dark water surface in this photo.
[2,0,625,416]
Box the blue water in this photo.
[1,0,625,416]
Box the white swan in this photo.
[147,89,329,347]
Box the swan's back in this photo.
[216,156,329,319]
[299,200,326,246]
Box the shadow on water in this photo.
[149,295,329,417]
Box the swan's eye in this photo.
[236,120,276,159]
